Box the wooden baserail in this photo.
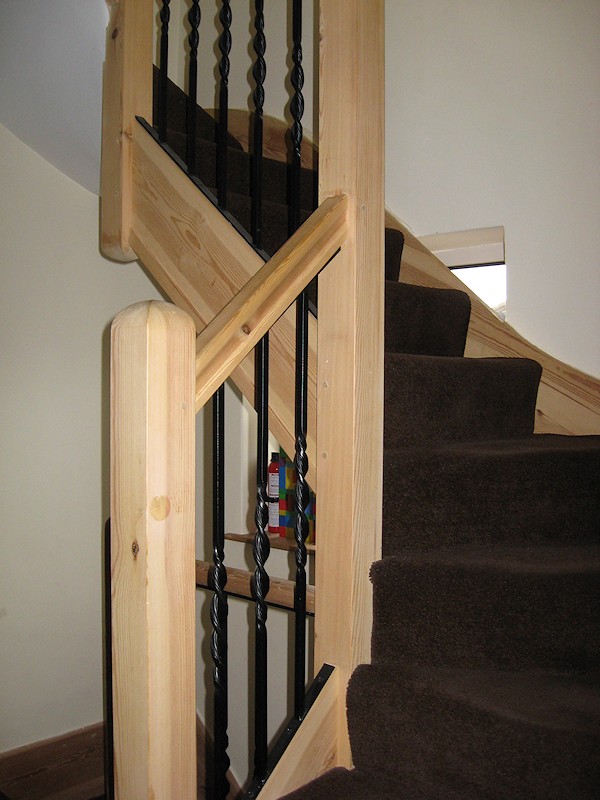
[195,195,348,410]
[101,0,152,261]
[315,0,385,768]
[129,125,319,486]
[389,214,600,435]
[195,561,315,614]
[256,668,340,800]
[111,301,196,800]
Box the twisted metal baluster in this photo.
[289,0,304,235]
[157,0,171,142]
[211,384,230,800]
[290,3,309,716]
[186,0,201,174]
[251,335,270,781]
[217,0,232,209]
[293,287,310,718]
[251,0,266,248]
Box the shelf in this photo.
[225,532,315,553]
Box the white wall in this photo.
[385,0,600,377]
[0,123,163,750]
[0,0,107,194]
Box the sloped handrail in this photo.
[195,195,348,411]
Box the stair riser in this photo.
[384,355,541,447]
[371,561,599,670]
[385,282,471,357]
[348,665,600,800]
[383,442,600,552]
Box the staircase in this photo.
[103,3,600,796]
[153,72,600,799]
[283,283,600,798]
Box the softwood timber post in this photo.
[315,0,385,766]
[101,0,152,261]
[110,301,196,799]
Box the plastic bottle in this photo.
[267,452,280,534]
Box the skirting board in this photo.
[0,717,241,800]
[0,723,105,800]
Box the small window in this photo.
[451,264,506,320]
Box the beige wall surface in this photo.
[0,123,162,751]
[385,0,600,378]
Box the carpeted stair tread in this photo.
[385,281,471,356]
[385,354,542,446]
[383,434,600,552]
[370,544,600,670]
[347,663,600,799]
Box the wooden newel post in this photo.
[316,0,385,767]
[110,301,197,799]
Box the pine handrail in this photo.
[194,195,347,410]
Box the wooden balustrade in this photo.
[105,0,384,796]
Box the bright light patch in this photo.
[452,264,506,318]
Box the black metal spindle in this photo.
[293,287,310,718]
[186,0,201,174]
[251,335,271,781]
[289,0,304,236]
[157,0,171,142]
[251,0,266,248]
[211,384,230,800]
[217,0,232,208]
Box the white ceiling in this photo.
[0,0,108,194]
